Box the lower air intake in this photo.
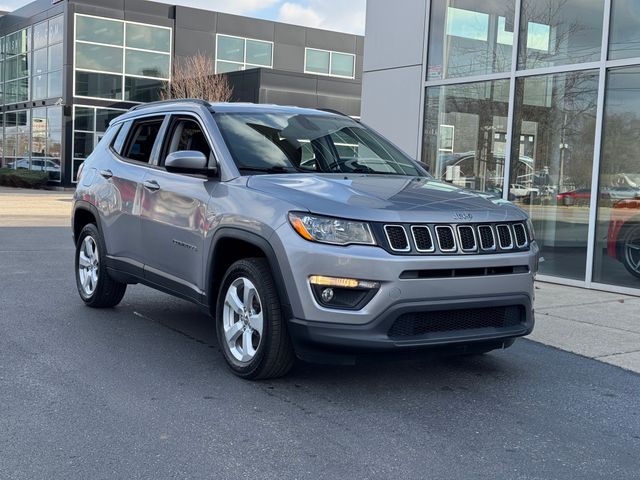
[388,306,524,338]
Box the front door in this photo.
[140,115,217,301]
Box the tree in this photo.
[161,53,233,102]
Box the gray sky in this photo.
[0,0,366,34]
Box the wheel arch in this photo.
[617,215,640,260]
[72,201,103,245]
[206,228,291,317]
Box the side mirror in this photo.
[165,150,217,175]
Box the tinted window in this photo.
[122,118,164,163]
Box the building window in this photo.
[72,105,126,181]
[305,48,355,78]
[74,14,171,102]
[1,106,62,182]
[517,0,604,70]
[1,26,32,104]
[593,66,640,289]
[215,34,273,73]
[427,1,516,80]
[31,15,64,101]
[422,79,511,193]
[509,70,599,280]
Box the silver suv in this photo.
[72,100,538,379]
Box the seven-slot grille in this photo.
[380,222,529,255]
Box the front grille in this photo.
[478,225,496,250]
[384,225,409,251]
[457,225,477,251]
[513,223,528,247]
[388,306,524,338]
[411,226,434,252]
[496,225,514,249]
[436,226,456,251]
[379,221,529,255]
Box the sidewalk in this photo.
[1,187,638,372]
[531,282,640,373]
[0,186,72,227]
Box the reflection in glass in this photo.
[32,74,47,100]
[518,0,604,70]
[74,131,94,159]
[331,52,354,77]
[96,109,123,132]
[125,23,171,52]
[217,35,244,62]
[33,21,48,50]
[76,43,123,73]
[124,77,166,102]
[427,0,515,80]
[75,107,95,132]
[216,61,243,73]
[33,48,47,75]
[75,71,122,99]
[49,16,64,45]
[125,50,170,78]
[306,49,330,74]
[610,0,640,60]
[594,66,640,288]
[422,79,510,195]
[76,16,123,46]
[509,70,599,279]
[246,39,272,66]
[48,43,63,71]
[48,70,62,98]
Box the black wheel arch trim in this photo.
[72,200,104,244]
[206,227,291,316]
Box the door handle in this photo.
[143,179,160,192]
[99,169,113,179]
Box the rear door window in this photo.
[122,117,164,163]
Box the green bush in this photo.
[0,168,50,189]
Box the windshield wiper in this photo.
[238,166,298,174]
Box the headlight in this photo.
[288,212,376,246]
[526,218,536,241]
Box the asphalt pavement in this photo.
[1,226,639,480]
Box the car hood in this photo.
[247,174,526,223]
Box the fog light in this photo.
[309,275,380,310]
[321,288,334,303]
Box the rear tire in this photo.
[75,223,127,308]
[216,258,294,379]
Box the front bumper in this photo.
[288,294,533,362]
[270,223,538,359]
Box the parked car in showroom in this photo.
[71,100,539,379]
[608,197,640,279]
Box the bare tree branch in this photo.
[162,53,233,102]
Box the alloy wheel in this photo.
[222,277,264,363]
[78,235,99,296]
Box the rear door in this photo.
[139,113,217,301]
[100,115,166,273]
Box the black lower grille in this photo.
[388,306,524,338]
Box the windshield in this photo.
[215,112,426,176]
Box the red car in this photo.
[556,188,596,206]
[608,198,640,279]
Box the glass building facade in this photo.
[363,0,640,294]
[0,0,364,187]
[0,15,64,181]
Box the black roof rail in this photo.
[318,108,349,117]
[130,98,213,111]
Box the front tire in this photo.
[75,223,126,308]
[216,258,294,379]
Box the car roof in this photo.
[114,100,345,125]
